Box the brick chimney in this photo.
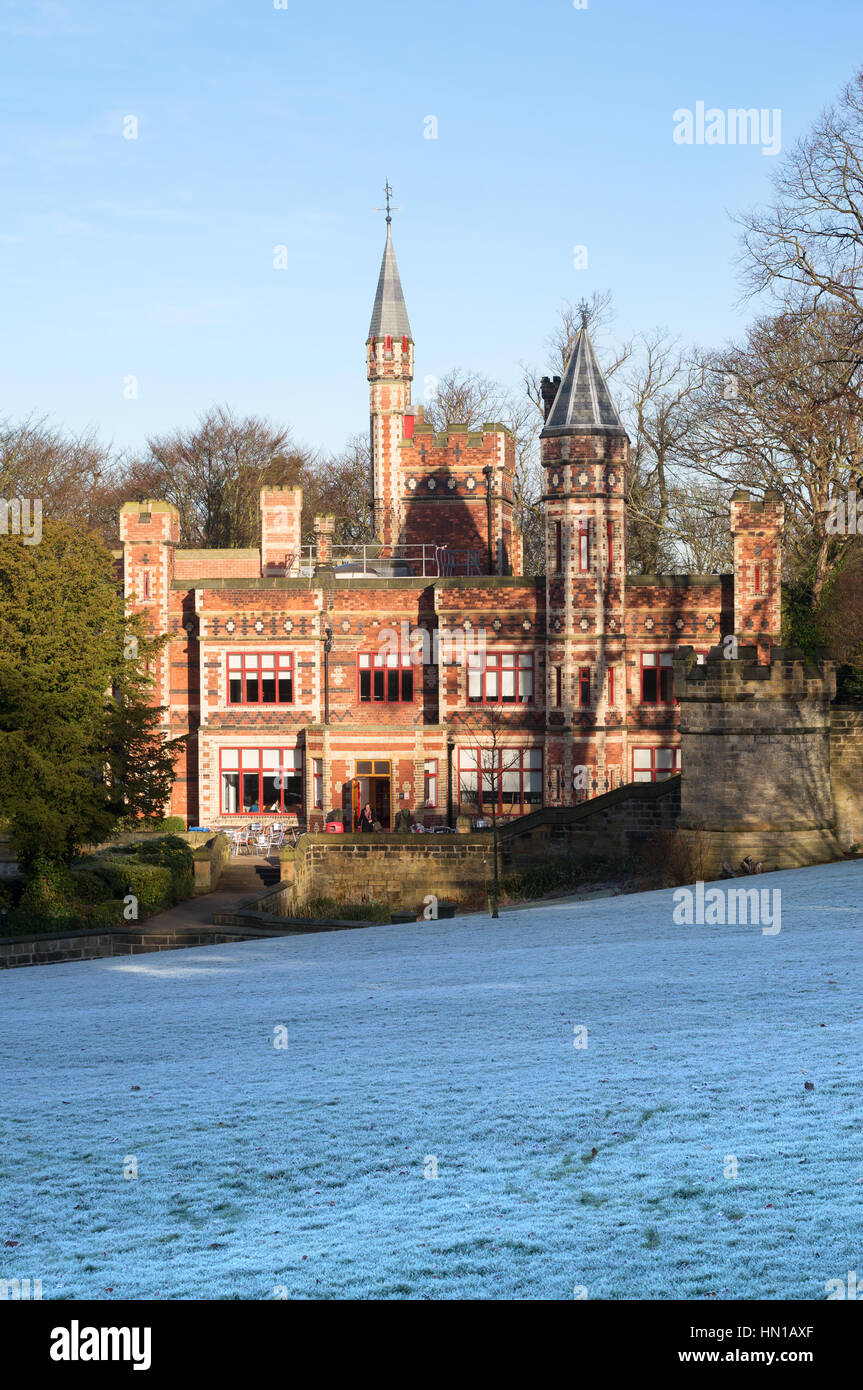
[260,488,303,576]
[730,489,784,662]
[540,375,561,422]
[313,514,336,569]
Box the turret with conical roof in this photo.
[541,324,630,813]
[367,217,414,547]
[540,327,627,438]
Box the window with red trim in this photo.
[457,748,543,815]
[608,666,615,705]
[607,520,613,572]
[227,652,293,704]
[467,652,534,704]
[754,563,762,595]
[555,665,562,707]
[578,521,590,572]
[358,652,414,703]
[219,747,303,814]
[578,666,591,707]
[555,520,563,573]
[141,570,151,599]
[631,746,680,783]
[641,651,674,703]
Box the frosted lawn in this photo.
[1,860,861,1300]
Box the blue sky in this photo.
[1,0,860,459]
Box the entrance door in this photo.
[354,759,392,830]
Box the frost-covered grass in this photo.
[1,860,862,1300]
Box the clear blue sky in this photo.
[1,0,860,459]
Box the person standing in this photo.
[359,802,375,833]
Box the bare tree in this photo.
[679,305,863,599]
[458,706,526,918]
[120,405,313,548]
[737,66,863,347]
[0,415,116,537]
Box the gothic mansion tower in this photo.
[119,222,782,828]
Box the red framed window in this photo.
[608,666,615,706]
[555,666,562,707]
[578,666,591,707]
[641,651,674,703]
[141,570,151,599]
[227,652,293,705]
[754,563,762,595]
[424,759,438,808]
[632,746,681,783]
[578,521,590,572]
[358,652,414,703]
[457,748,543,815]
[607,520,613,573]
[555,520,563,573]
[312,758,323,809]
[219,747,303,815]
[467,652,534,704]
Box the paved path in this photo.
[140,855,279,934]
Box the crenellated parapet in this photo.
[673,644,840,871]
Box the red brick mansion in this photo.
[120,224,784,831]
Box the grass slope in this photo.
[1,860,861,1300]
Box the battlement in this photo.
[674,645,836,702]
[118,499,181,545]
[729,488,784,527]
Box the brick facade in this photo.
[119,235,784,832]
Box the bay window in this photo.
[219,747,303,814]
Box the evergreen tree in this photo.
[0,520,183,868]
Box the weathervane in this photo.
[373,179,402,225]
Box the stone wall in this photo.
[277,778,681,913]
[497,775,681,868]
[674,645,843,874]
[829,707,863,851]
[0,925,255,970]
[289,833,495,911]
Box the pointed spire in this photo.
[540,328,626,437]
[368,224,412,341]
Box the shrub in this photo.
[637,829,707,887]
[298,895,390,923]
[136,835,194,899]
[499,856,623,903]
[18,858,78,917]
[88,858,174,913]
[69,868,112,903]
[88,899,128,929]
[154,816,187,834]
